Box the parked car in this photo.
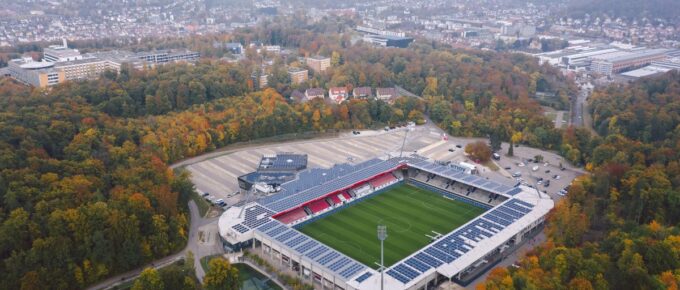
[448,148,455,152]
[518,162,526,167]
[532,166,539,172]
[545,169,551,173]
[544,180,550,187]
[504,166,512,170]
[456,144,462,148]
[492,153,501,160]
[201,192,210,197]
[553,175,561,180]
[512,171,522,177]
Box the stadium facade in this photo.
[218,156,553,290]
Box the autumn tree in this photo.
[465,141,492,162]
[132,268,164,290]
[203,258,239,290]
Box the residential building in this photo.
[251,70,269,89]
[305,88,325,101]
[287,67,309,85]
[328,87,348,103]
[353,87,372,98]
[306,56,331,73]
[290,90,306,102]
[376,87,399,102]
[7,57,65,87]
[264,45,281,54]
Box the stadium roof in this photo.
[407,159,522,196]
[258,158,406,213]
[219,155,554,290]
[349,190,554,290]
[257,153,307,172]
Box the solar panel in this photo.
[306,245,329,259]
[328,257,351,271]
[232,224,249,233]
[266,225,288,237]
[505,187,522,196]
[285,235,308,248]
[414,252,443,267]
[295,240,319,254]
[340,263,365,279]
[405,257,431,273]
[387,269,410,284]
[355,272,373,283]
[274,230,298,243]
[393,264,419,280]
[317,251,340,265]
[424,247,455,263]
[257,220,279,232]
[511,199,534,210]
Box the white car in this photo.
[518,162,526,167]
[532,166,539,172]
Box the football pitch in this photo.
[297,183,486,268]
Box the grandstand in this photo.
[218,155,553,290]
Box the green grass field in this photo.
[298,184,486,268]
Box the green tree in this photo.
[203,258,239,290]
[132,268,164,290]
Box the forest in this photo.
[480,72,680,290]
[0,15,654,290]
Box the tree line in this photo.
[480,71,680,290]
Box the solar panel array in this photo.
[230,204,276,234]
[408,159,519,196]
[354,271,373,283]
[256,220,367,280]
[387,198,535,284]
[232,224,249,234]
[258,153,307,171]
[258,158,404,213]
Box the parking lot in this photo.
[184,123,582,207]
[408,138,580,199]
[185,126,442,205]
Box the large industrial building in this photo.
[535,42,677,76]
[590,49,669,76]
[219,155,553,290]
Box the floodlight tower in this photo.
[377,225,388,290]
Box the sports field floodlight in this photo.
[377,225,387,290]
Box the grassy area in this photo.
[298,184,486,268]
[544,112,557,122]
[190,192,211,217]
[200,254,223,273]
[483,160,500,171]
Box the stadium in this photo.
[218,155,554,290]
